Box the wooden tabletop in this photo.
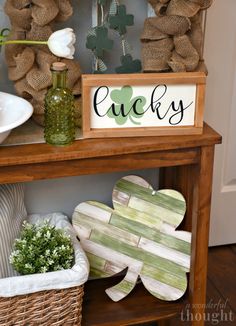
[0,123,221,168]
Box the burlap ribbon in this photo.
[4,0,82,127]
[143,0,214,72]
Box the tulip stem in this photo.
[0,40,48,46]
[101,5,104,25]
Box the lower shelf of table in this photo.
[82,276,187,326]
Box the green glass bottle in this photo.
[44,62,75,146]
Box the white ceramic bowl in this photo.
[0,92,33,144]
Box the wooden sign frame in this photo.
[82,72,206,138]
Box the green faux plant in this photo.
[10,221,74,275]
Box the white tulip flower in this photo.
[48,28,76,59]
[0,28,76,60]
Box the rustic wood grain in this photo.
[83,126,204,139]
[189,146,215,326]
[230,244,236,255]
[0,123,221,169]
[160,165,194,232]
[82,246,235,326]
[0,149,198,184]
[161,146,218,326]
[207,246,236,312]
[73,176,191,302]
[82,72,206,86]
[194,84,205,128]
[152,246,236,325]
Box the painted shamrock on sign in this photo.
[72,175,192,302]
[107,85,146,125]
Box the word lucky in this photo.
[93,85,193,125]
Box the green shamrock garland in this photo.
[86,0,142,74]
[116,54,142,74]
[109,5,134,35]
[86,26,114,58]
[86,0,113,74]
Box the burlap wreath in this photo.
[4,0,82,127]
[142,0,213,72]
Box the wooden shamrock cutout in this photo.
[86,26,114,58]
[116,54,142,74]
[72,175,191,302]
[109,5,134,35]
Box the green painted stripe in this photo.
[115,179,186,215]
[112,203,163,229]
[86,252,106,271]
[159,189,183,201]
[141,264,186,291]
[111,279,135,295]
[111,214,190,255]
[90,231,189,276]
[118,198,183,227]
[73,212,140,246]
[90,267,111,278]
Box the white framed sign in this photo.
[82,72,206,138]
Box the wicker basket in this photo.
[0,213,88,325]
[0,285,84,325]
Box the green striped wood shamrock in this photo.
[72,175,191,302]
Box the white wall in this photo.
[203,0,236,245]
[1,1,158,217]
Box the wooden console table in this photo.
[0,123,221,326]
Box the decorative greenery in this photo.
[10,221,74,275]
[86,0,142,74]
[107,85,146,125]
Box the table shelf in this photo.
[0,123,222,325]
[82,277,187,326]
[0,123,220,184]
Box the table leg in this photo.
[189,145,215,325]
[160,145,215,325]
